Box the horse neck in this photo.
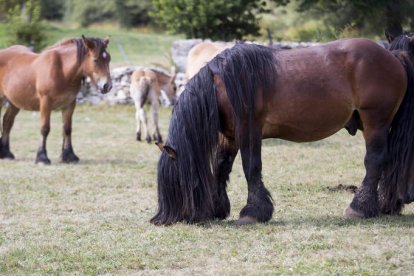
[45,43,85,83]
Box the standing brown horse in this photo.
[130,68,176,143]
[0,35,112,164]
[152,35,414,226]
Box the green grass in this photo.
[1,105,414,274]
[0,23,182,68]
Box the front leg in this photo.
[61,100,79,163]
[237,127,274,225]
[213,135,238,219]
[36,97,52,165]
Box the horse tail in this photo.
[379,50,414,214]
[137,77,151,105]
[130,75,151,108]
[151,65,220,225]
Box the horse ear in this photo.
[103,36,110,46]
[385,30,395,43]
[82,35,95,50]
[155,142,164,152]
[164,146,177,159]
[155,143,177,159]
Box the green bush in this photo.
[150,0,269,40]
[115,0,153,28]
[6,0,47,51]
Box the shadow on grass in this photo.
[79,159,139,165]
[195,213,414,229]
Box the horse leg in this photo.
[213,136,238,219]
[36,97,52,165]
[0,103,20,159]
[345,125,389,218]
[135,102,150,143]
[236,127,274,225]
[61,100,79,163]
[151,100,162,143]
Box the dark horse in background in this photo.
[152,33,414,226]
[0,35,112,164]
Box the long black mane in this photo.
[388,32,414,54]
[151,65,220,225]
[151,43,278,225]
[379,34,414,213]
[45,37,107,65]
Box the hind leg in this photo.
[36,97,52,164]
[134,101,142,141]
[213,136,238,219]
[237,127,274,225]
[0,103,20,159]
[135,102,150,143]
[61,100,79,163]
[151,100,163,143]
[345,124,389,218]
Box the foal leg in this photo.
[0,103,20,159]
[345,125,389,218]
[135,102,150,143]
[134,101,142,141]
[151,100,162,143]
[61,100,79,163]
[237,128,274,225]
[36,97,52,164]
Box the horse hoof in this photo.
[343,205,364,219]
[61,156,80,164]
[35,159,51,165]
[234,216,258,226]
[0,151,15,160]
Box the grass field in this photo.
[0,23,181,68]
[1,104,414,274]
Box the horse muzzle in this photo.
[98,80,112,94]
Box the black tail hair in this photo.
[379,37,414,213]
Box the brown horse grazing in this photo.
[0,35,112,164]
[186,41,232,80]
[151,35,414,226]
[130,68,176,143]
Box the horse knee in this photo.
[41,125,50,137]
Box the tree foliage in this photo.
[40,0,65,20]
[272,0,414,38]
[150,0,269,40]
[64,0,116,27]
[2,0,47,50]
[115,0,153,28]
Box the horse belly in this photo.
[262,91,353,142]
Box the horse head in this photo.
[81,35,112,94]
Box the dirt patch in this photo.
[326,184,358,193]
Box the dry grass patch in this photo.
[1,105,414,274]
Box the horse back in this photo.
[186,42,232,80]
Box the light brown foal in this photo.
[130,68,176,143]
[0,35,112,164]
